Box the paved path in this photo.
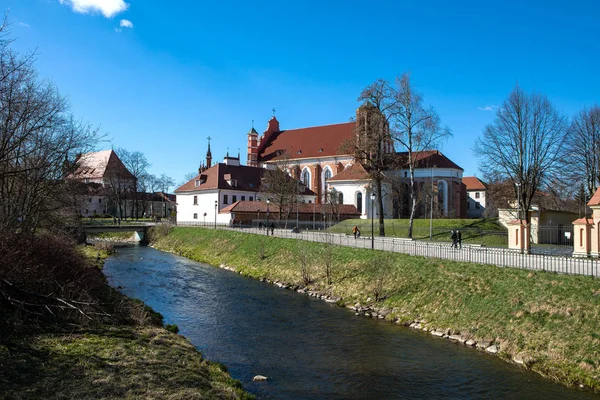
[225,226,600,278]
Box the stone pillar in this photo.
[507,220,530,253]
[572,218,593,257]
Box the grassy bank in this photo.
[329,218,508,247]
[0,327,250,399]
[0,235,253,399]
[151,227,600,392]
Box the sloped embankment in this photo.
[151,226,600,393]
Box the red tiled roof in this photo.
[175,163,265,193]
[220,200,360,216]
[462,176,487,191]
[393,150,463,170]
[175,163,316,196]
[68,150,135,181]
[328,163,370,181]
[573,217,593,225]
[258,122,355,162]
[588,188,600,206]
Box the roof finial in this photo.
[252,119,254,128]
[272,107,276,116]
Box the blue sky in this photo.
[5,0,600,187]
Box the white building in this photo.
[175,154,317,225]
[463,176,487,218]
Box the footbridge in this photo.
[82,223,156,244]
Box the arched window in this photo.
[322,167,333,202]
[338,192,344,204]
[356,192,363,213]
[302,168,311,189]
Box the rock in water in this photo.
[253,375,268,382]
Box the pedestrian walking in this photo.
[450,230,457,248]
[270,222,275,235]
[352,225,360,239]
[457,230,462,249]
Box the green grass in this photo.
[0,242,254,400]
[0,327,253,400]
[151,227,600,393]
[329,218,508,247]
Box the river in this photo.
[103,246,599,399]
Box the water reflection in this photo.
[104,246,599,400]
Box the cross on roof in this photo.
[272,108,276,116]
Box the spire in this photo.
[206,136,212,168]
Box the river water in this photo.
[103,246,599,399]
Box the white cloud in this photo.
[478,105,499,112]
[120,19,133,28]
[59,0,129,18]
[18,22,31,28]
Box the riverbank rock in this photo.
[253,375,268,382]
[485,345,499,354]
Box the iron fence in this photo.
[174,221,599,278]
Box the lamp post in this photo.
[370,192,376,249]
[214,200,218,229]
[257,209,260,229]
[266,199,270,236]
[515,182,521,221]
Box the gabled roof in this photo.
[463,176,487,191]
[220,200,360,216]
[259,122,355,162]
[588,188,600,206]
[68,150,135,181]
[175,163,265,193]
[175,163,316,196]
[393,150,463,170]
[327,163,370,182]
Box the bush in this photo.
[165,324,179,333]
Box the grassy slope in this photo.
[329,218,508,247]
[152,227,600,392]
[0,327,251,400]
[0,242,253,400]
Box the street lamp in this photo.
[266,199,270,236]
[429,165,437,240]
[214,200,218,229]
[370,192,376,249]
[515,182,521,221]
[257,208,260,229]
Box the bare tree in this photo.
[474,85,567,225]
[562,106,600,199]
[342,89,396,236]
[260,164,299,224]
[0,18,99,232]
[390,74,451,237]
[115,148,151,219]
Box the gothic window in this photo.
[339,192,344,204]
[302,169,311,189]
[356,192,363,213]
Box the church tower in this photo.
[247,125,259,167]
[355,101,394,162]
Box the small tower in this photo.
[206,137,213,168]
[247,124,259,167]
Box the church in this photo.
[175,105,466,225]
